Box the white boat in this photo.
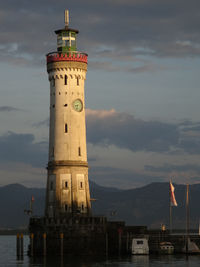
[160,242,174,254]
[183,238,200,254]
[132,238,149,255]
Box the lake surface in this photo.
[1,235,200,266]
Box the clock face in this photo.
[73,99,83,112]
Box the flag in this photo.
[169,181,178,206]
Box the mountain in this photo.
[0,182,199,229]
[0,183,45,229]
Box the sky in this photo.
[0,0,200,189]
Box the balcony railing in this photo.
[46,51,88,64]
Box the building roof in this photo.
[55,27,79,34]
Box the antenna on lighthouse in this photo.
[65,10,69,28]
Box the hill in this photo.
[0,182,199,229]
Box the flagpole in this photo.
[169,180,178,234]
[30,199,32,215]
[169,179,172,234]
[170,200,172,234]
[186,183,189,253]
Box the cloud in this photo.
[89,166,165,189]
[179,137,200,155]
[88,60,166,73]
[32,118,49,128]
[145,163,200,173]
[0,106,22,112]
[0,162,46,188]
[86,109,200,155]
[86,109,179,152]
[0,0,200,69]
[144,163,200,185]
[30,109,200,155]
[0,132,47,167]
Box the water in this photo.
[1,235,200,266]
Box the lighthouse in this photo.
[27,10,146,257]
[45,10,91,218]
[29,11,108,256]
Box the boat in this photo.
[182,184,200,254]
[183,238,200,254]
[131,238,149,255]
[160,242,174,254]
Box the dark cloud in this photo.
[86,109,179,152]
[190,177,200,183]
[88,60,166,73]
[0,132,47,167]
[32,109,200,155]
[2,109,200,173]
[145,163,200,173]
[86,110,200,154]
[0,106,22,112]
[179,137,200,155]
[89,165,165,189]
[32,118,49,128]
[178,120,200,132]
[0,0,200,69]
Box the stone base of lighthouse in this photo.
[45,160,91,219]
[28,215,108,256]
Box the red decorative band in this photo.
[46,52,88,64]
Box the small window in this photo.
[50,181,53,190]
[81,204,84,211]
[63,32,69,37]
[77,77,79,86]
[71,40,76,47]
[64,104,68,107]
[65,40,70,47]
[65,204,68,211]
[52,78,55,87]
[65,181,68,188]
[78,147,81,156]
[65,124,68,133]
[137,240,144,245]
[80,182,83,188]
[64,75,68,85]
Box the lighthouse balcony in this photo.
[46,51,88,64]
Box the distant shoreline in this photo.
[0,229,28,235]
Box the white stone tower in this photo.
[45,10,91,218]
